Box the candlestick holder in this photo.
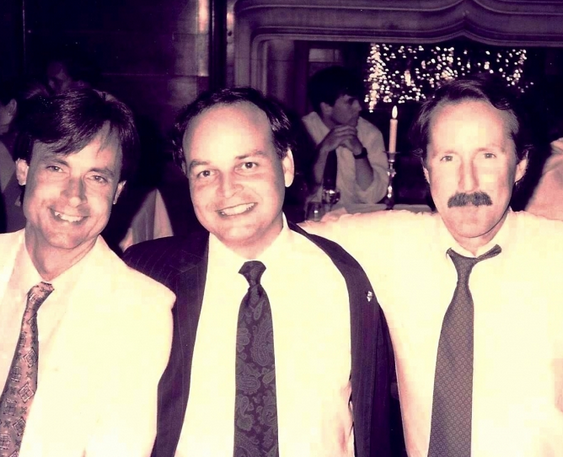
[384,151,398,209]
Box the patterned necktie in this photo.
[428,245,501,457]
[234,261,279,457]
[0,281,54,456]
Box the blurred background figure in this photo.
[0,79,48,233]
[525,112,563,219]
[302,66,388,212]
[44,46,100,95]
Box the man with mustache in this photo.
[123,87,400,457]
[304,74,563,456]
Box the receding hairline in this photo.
[181,100,274,149]
[427,98,519,146]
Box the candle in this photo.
[389,105,398,153]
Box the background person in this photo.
[302,66,388,211]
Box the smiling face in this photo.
[423,99,528,253]
[16,126,125,262]
[183,102,294,258]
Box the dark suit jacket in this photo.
[123,223,403,457]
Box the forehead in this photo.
[32,127,122,164]
[428,99,516,146]
[182,102,274,158]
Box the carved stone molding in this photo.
[234,0,563,86]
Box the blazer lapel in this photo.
[153,233,209,457]
[289,222,391,457]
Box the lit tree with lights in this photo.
[366,43,531,111]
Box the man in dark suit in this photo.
[124,87,401,457]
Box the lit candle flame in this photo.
[389,106,399,153]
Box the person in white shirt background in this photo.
[304,74,563,456]
[301,66,389,211]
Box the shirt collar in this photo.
[208,214,292,274]
[14,231,94,297]
[436,209,514,258]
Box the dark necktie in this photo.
[0,281,54,455]
[428,245,501,457]
[234,261,279,457]
[322,149,338,191]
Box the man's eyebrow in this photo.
[91,167,117,178]
[38,150,67,163]
[235,150,267,160]
[188,159,210,172]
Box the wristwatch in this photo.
[353,147,368,160]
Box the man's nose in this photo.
[459,161,478,192]
[352,99,362,113]
[218,173,242,198]
[63,177,87,206]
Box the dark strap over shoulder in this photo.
[289,222,402,457]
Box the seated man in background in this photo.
[0,79,27,232]
[304,74,563,456]
[302,66,388,211]
[124,87,400,457]
[0,88,174,456]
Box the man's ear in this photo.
[113,181,126,204]
[514,150,529,184]
[282,149,295,188]
[319,101,332,119]
[422,157,430,184]
[15,159,29,186]
[6,99,17,117]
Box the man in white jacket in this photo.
[0,88,174,457]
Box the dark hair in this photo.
[172,87,295,169]
[307,66,364,114]
[45,47,100,88]
[409,74,532,163]
[14,88,139,181]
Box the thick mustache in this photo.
[447,192,493,208]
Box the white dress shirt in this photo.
[0,238,85,392]
[304,210,563,457]
[302,112,389,210]
[176,218,355,457]
[0,230,175,457]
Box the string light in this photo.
[366,43,532,111]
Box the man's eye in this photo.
[92,175,108,184]
[242,162,257,170]
[440,155,453,162]
[483,152,496,159]
[46,165,62,172]
[196,169,212,178]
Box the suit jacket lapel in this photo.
[153,233,209,457]
[289,222,391,457]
